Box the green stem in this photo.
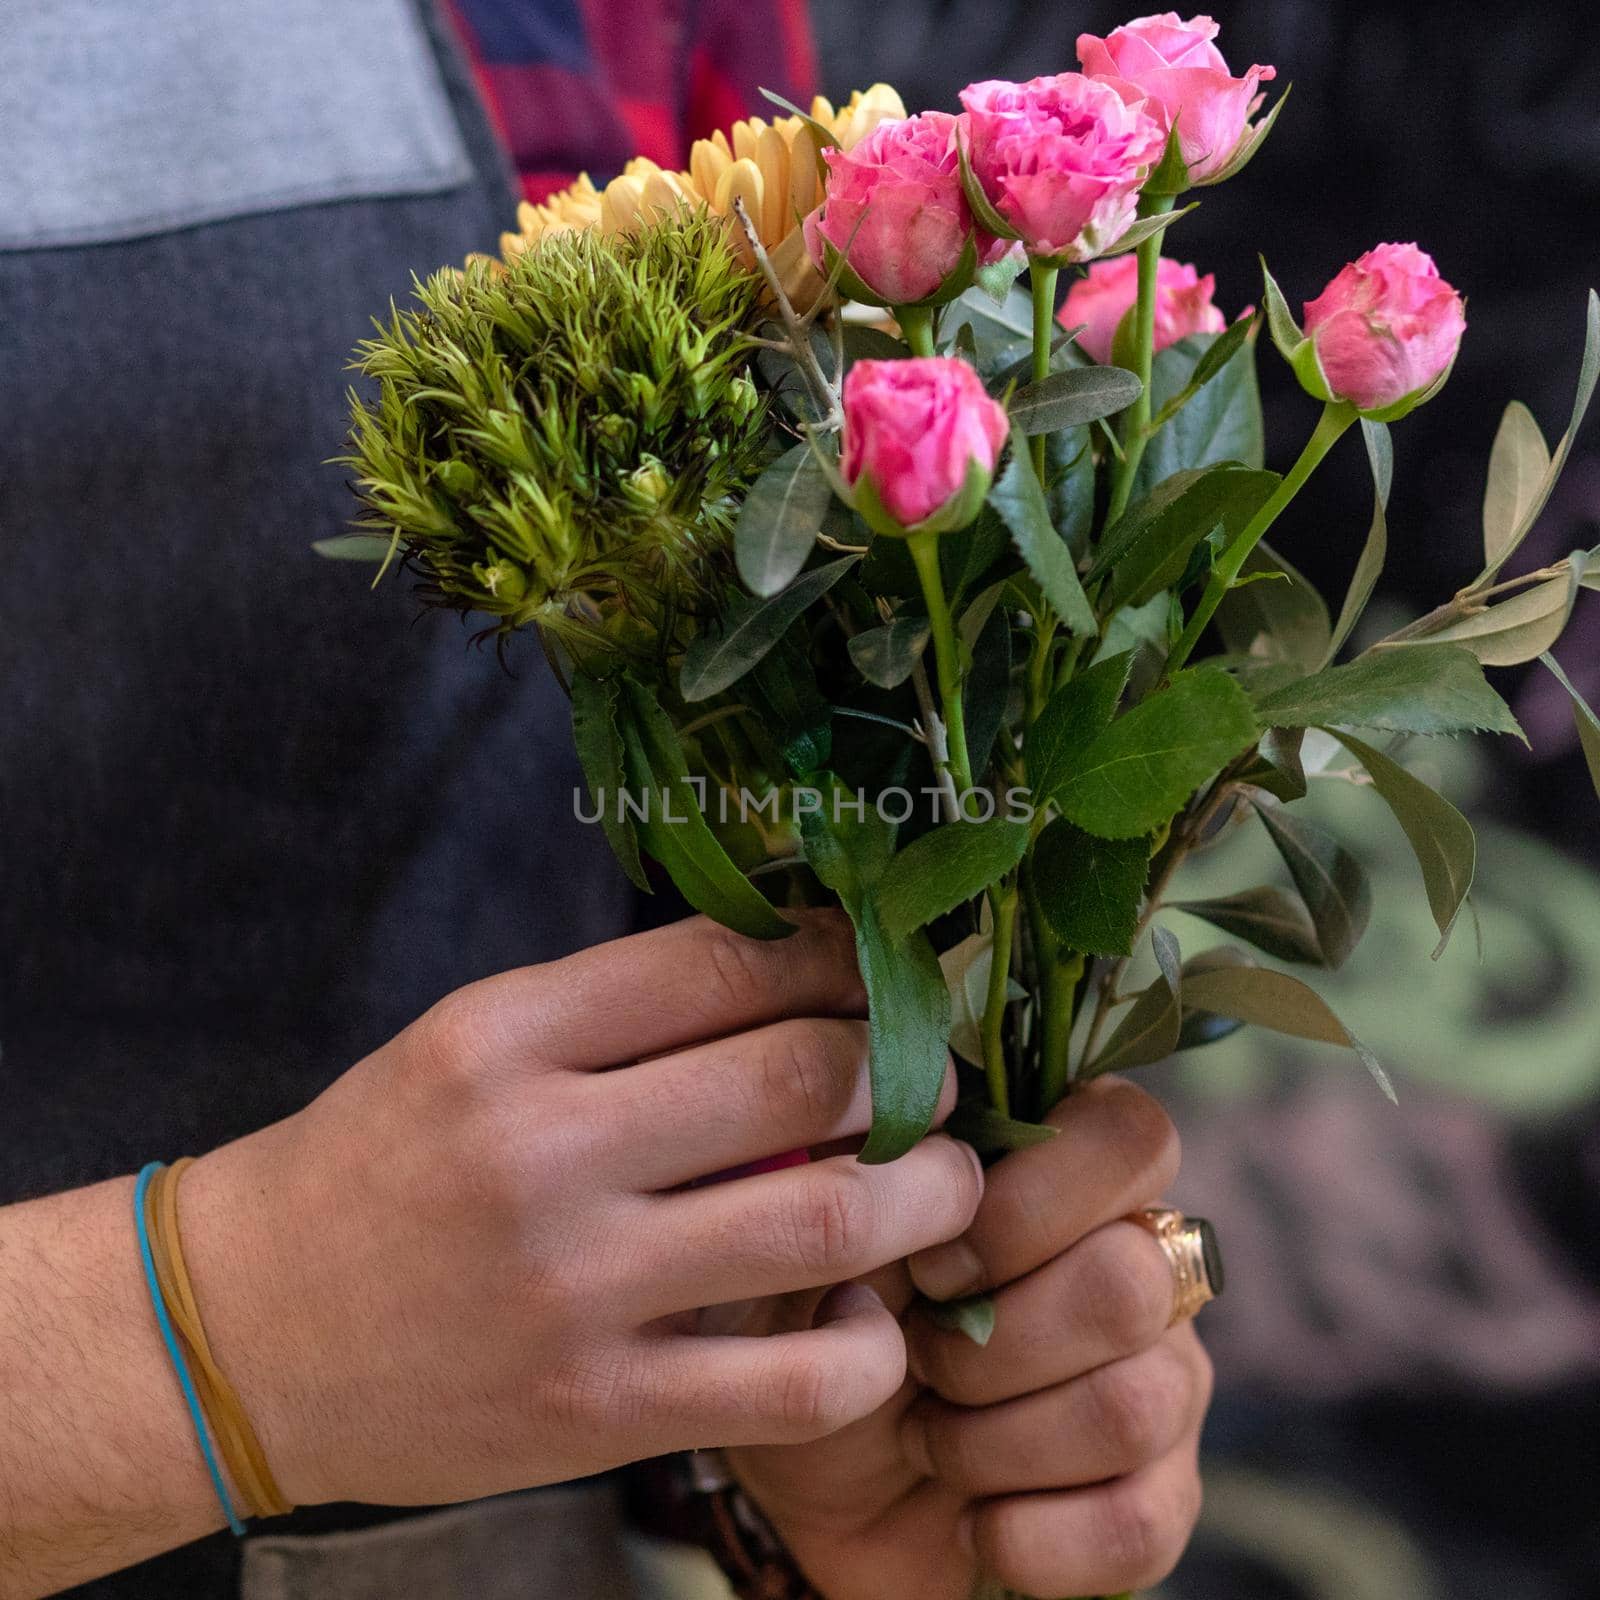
[908,530,976,805]
[1038,950,1086,1112]
[980,884,1017,1116]
[1105,195,1176,524]
[1165,399,1357,676]
[899,303,936,358]
[1028,261,1060,482]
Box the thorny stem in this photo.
[980,884,1017,1117]
[909,658,962,825]
[908,531,977,810]
[1028,261,1060,483]
[731,196,842,431]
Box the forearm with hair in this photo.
[0,1177,224,1599]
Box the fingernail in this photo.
[956,1509,976,1557]
[908,1239,984,1303]
[814,1281,883,1326]
[898,1407,934,1477]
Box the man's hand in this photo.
[0,911,982,1595]
[726,1079,1210,1600]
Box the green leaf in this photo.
[1252,643,1523,739]
[312,532,397,562]
[1251,797,1372,968]
[1328,729,1475,956]
[1052,670,1260,840]
[1237,725,1308,801]
[1482,401,1551,569]
[1089,926,1182,1073]
[1179,964,1394,1101]
[1392,572,1578,668]
[962,600,1014,779]
[848,617,930,688]
[1026,652,1134,800]
[877,818,1030,944]
[1538,652,1600,802]
[924,1292,997,1345]
[1010,365,1142,435]
[945,1102,1059,1154]
[570,673,649,891]
[939,931,1001,1066]
[1325,420,1391,664]
[1137,331,1265,492]
[1091,464,1278,611]
[616,679,791,939]
[800,793,951,1163]
[1175,946,1253,1050]
[1215,539,1331,677]
[734,441,839,597]
[1173,885,1322,965]
[1033,820,1150,956]
[988,433,1095,635]
[1475,288,1600,585]
[1259,256,1304,361]
[680,555,856,701]
[943,282,1033,349]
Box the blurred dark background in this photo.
[802,4,1600,1597]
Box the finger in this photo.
[652,1283,909,1449]
[643,1138,984,1317]
[901,1327,1211,1497]
[972,1438,1204,1598]
[596,1020,957,1190]
[432,910,866,1073]
[908,1077,1178,1302]
[908,1217,1175,1406]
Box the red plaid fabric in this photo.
[445,0,817,202]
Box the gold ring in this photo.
[1129,1207,1223,1326]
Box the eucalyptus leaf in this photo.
[1033,819,1150,955]
[734,441,840,597]
[944,282,1033,347]
[801,793,950,1162]
[1010,365,1142,435]
[1175,946,1255,1050]
[946,1102,1059,1154]
[616,679,791,939]
[1052,670,1260,840]
[924,1292,997,1345]
[988,434,1095,635]
[848,617,930,688]
[570,673,649,891]
[1179,964,1394,1101]
[878,818,1031,944]
[1482,401,1551,569]
[1172,885,1323,965]
[1027,651,1134,800]
[1089,926,1182,1073]
[1325,419,1392,664]
[1251,797,1372,968]
[1328,729,1475,956]
[1392,572,1577,667]
[1237,725,1308,801]
[1252,643,1523,739]
[680,555,856,700]
[1538,652,1600,802]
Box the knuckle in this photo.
[789,1170,875,1275]
[764,1021,856,1132]
[1087,1358,1174,1466]
[1079,1230,1172,1354]
[1100,1080,1182,1194]
[766,1346,846,1439]
[1094,1478,1183,1588]
[701,927,778,1017]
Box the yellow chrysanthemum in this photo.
[500,86,907,311]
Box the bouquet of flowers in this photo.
[324,14,1597,1595]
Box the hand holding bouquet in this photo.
[324,15,1599,1596]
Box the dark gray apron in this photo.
[0,2,641,1593]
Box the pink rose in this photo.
[958,74,1165,263]
[842,357,1010,533]
[1060,254,1227,363]
[1302,243,1466,416]
[803,112,1002,306]
[1078,12,1276,185]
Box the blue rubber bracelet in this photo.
[134,1162,247,1537]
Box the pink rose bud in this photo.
[803,112,1005,307]
[842,357,1011,536]
[1301,243,1466,418]
[958,74,1165,264]
[1077,12,1276,186]
[1060,254,1227,363]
